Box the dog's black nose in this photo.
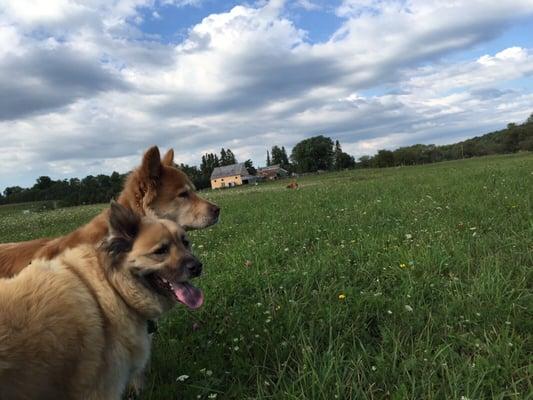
[183,257,202,277]
[211,205,220,217]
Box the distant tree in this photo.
[290,135,334,173]
[68,177,82,205]
[394,146,418,165]
[226,149,237,165]
[333,140,355,170]
[244,159,257,175]
[266,150,271,166]
[200,153,220,177]
[527,113,533,124]
[271,145,289,166]
[333,140,342,168]
[34,176,53,191]
[336,152,356,169]
[502,130,521,153]
[220,148,237,166]
[372,150,395,168]
[109,172,124,194]
[357,155,371,168]
[3,186,24,198]
[519,136,533,151]
[271,146,281,165]
[281,147,289,162]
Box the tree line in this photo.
[0,173,125,207]
[1,114,531,206]
[358,114,533,168]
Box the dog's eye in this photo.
[153,244,169,255]
[181,235,190,248]
[178,191,189,198]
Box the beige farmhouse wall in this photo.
[211,175,243,189]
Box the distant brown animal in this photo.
[0,146,220,278]
[0,202,204,400]
[286,180,299,189]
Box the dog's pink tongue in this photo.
[173,282,204,309]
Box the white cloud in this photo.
[0,0,532,190]
[335,0,388,17]
[162,0,206,6]
[294,0,322,11]
[0,0,86,26]
[406,47,533,94]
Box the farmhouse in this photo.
[210,163,257,189]
[257,164,288,180]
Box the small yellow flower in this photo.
[399,263,407,269]
[338,293,346,301]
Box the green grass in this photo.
[1,154,532,399]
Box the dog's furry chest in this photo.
[100,323,152,397]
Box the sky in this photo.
[1,0,533,190]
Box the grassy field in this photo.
[1,154,532,399]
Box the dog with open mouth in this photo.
[0,202,203,400]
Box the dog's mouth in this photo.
[145,273,204,309]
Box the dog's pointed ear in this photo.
[162,149,175,166]
[141,146,161,179]
[103,201,141,261]
[109,201,140,241]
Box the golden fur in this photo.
[0,146,219,278]
[0,203,203,400]
[286,180,299,189]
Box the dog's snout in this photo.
[210,205,220,217]
[183,256,202,277]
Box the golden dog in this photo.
[0,202,204,400]
[0,146,219,278]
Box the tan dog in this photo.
[286,180,299,189]
[0,202,204,400]
[0,146,219,278]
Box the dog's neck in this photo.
[98,254,165,322]
[116,192,147,217]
